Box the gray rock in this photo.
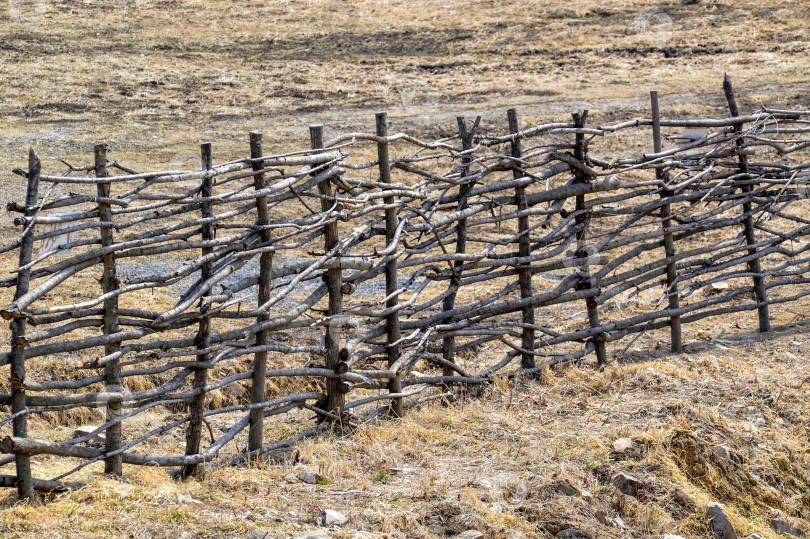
[283,473,298,483]
[548,478,580,496]
[712,445,731,460]
[319,509,347,527]
[73,425,105,445]
[246,530,268,539]
[611,471,641,497]
[612,438,633,452]
[510,481,529,504]
[706,502,738,539]
[702,282,730,295]
[557,529,590,539]
[746,534,768,539]
[662,535,687,539]
[770,513,806,537]
[459,531,484,539]
[297,471,322,485]
[292,532,329,539]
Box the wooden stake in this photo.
[311,124,344,416]
[441,116,480,385]
[249,131,271,449]
[95,143,122,477]
[8,149,40,501]
[376,112,403,417]
[722,75,770,333]
[507,108,536,369]
[650,91,682,353]
[572,111,608,366]
[182,142,213,476]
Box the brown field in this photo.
[0,0,809,537]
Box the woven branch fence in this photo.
[1,79,810,500]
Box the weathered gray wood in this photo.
[182,142,214,477]
[571,111,608,366]
[95,143,123,477]
[8,149,40,501]
[723,75,770,333]
[249,131,272,450]
[441,116,480,383]
[650,91,682,353]
[1,104,810,482]
[508,108,536,369]
[311,124,345,415]
[376,112,403,417]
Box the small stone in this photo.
[611,471,641,497]
[548,478,580,496]
[292,532,329,539]
[246,530,268,539]
[390,467,416,475]
[73,425,105,445]
[510,481,529,504]
[706,502,738,539]
[427,525,444,534]
[320,509,347,527]
[283,473,298,483]
[579,489,594,503]
[608,516,628,529]
[702,282,730,295]
[746,534,768,539]
[297,471,322,485]
[609,437,641,461]
[612,438,633,452]
[712,445,731,460]
[770,513,806,537]
[557,529,591,538]
[459,531,484,539]
[740,299,756,306]
[595,510,607,524]
[662,535,687,539]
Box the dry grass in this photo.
[0,315,808,537]
[1,0,809,537]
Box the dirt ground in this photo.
[0,0,809,537]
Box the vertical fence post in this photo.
[722,75,770,333]
[650,91,683,353]
[441,116,480,385]
[507,109,536,370]
[8,149,40,501]
[571,111,608,366]
[182,142,213,476]
[95,143,123,477]
[310,124,345,416]
[249,131,271,450]
[375,112,403,417]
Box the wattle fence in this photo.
[1,80,809,499]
